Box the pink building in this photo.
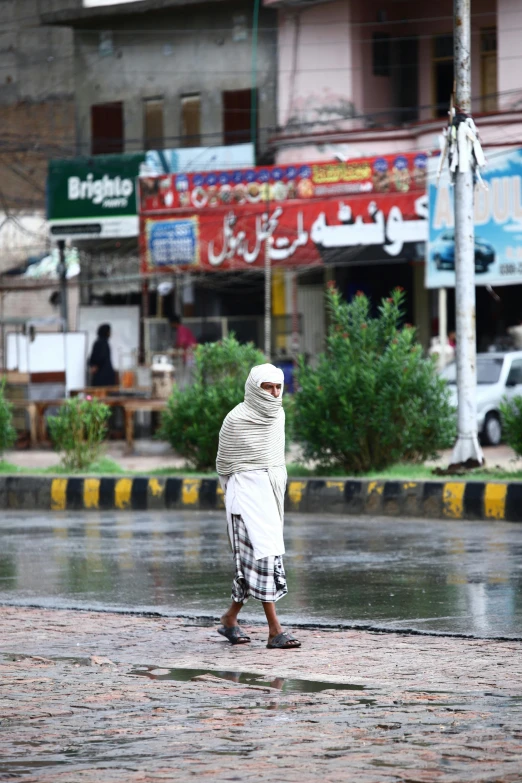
[266,0,522,163]
[264,0,522,352]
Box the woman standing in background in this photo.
[89,323,116,387]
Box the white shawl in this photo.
[216,364,287,558]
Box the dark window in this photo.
[393,35,419,123]
[372,32,390,77]
[143,98,164,150]
[181,94,201,147]
[223,89,255,146]
[434,34,454,59]
[433,35,454,117]
[481,27,497,112]
[91,102,124,155]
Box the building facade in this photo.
[0,1,76,358]
[265,0,522,351]
[42,0,278,161]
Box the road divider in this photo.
[0,476,521,521]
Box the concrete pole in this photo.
[451,0,484,465]
[57,240,68,333]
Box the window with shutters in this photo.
[143,97,164,150]
[180,94,201,148]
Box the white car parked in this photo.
[440,351,522,446]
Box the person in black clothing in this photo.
[88,323,116,387]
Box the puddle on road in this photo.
[129,665,366,694]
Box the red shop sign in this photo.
[138,152,428,216]
[141,191,428,272]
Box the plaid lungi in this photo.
[230,514,288,603]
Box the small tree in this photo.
[293,286,456,474]
[500,396,522,457]
[160,335,265,470]
[48,397,111,471]
[0,379,16,457]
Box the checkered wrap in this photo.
[230,514,288,603]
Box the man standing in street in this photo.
[216,364,301,650]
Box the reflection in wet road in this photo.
[0,511,521,638]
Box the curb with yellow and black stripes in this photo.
[0,476,520,521]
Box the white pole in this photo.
[451,0,484,465]
[438,287,448,371]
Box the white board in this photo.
[78,306,140,370]
[5,332,87,394]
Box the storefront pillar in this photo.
[272,268,286,354]
[413,261,430,350]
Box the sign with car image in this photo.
[426,147,522,288]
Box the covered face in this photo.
[244,363,284,417]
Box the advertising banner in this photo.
[142,143,254,175]
[47,153,146,240]
[140,153,428,272]
[426,147,522,288]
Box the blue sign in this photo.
[147,218,199,268]
[426,147,522,288]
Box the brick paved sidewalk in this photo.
[1,607,521,782]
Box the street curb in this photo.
[0,475,520,521]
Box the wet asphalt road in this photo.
[0,511,521,638]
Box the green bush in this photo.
[160,335,265,470]
[48,397,111,471]
[0,380,16,456]
[500,396,522,456]
[293,286,456,474]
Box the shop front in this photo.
[138,152,430,364]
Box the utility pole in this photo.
[451,0,484,465]
[57,239,68,332]
[264,214,271,361]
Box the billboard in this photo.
[47,153,146,240]
[426,147,522,288]
[47,145,255,241]
[140,153,429,272]
[142,143,254,175]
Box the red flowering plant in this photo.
[293,286,455,474]
[48,397,111,471]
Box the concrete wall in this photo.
[277,3,354,131]
[0,1,74,105]
[275,0,500,140]
[72,2,277,157]
[0,1,75,264]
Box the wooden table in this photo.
[9,400,38,447]
[122,398,167,453]
[69,387,151,399]
[9,396,167,451]
[33,398,138,444]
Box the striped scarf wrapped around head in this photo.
[216,364,286,522]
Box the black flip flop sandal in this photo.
[217,625,251,645]
[266,631,301,649]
